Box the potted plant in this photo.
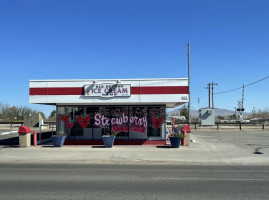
[52,131,66,147]
[102,131,118,148]
[169,128,183,148]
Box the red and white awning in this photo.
[29,78,189,108]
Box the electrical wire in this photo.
[214,75,269,95]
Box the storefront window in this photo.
[57,105,166,140]
[93,106,110,139]
[57,106,75,139]
[129,106,148,139]
[68,107,83,138]
[111,107,128,137]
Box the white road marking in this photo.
[0,131,18,136]
[153,177,269,181]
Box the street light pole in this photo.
[188,41,191,125]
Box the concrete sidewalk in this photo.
[1,133,269,165]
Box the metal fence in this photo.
[0,121,56,127]
[0,121,24,129]
[1,121,268,132]
[0,121,57,146]
[190,122,268,131]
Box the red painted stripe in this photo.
[30,87,84,95]
[29,86,189,95]
[131,86,189,94]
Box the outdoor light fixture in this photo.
[117,80,121,84]
[93,80,97,85]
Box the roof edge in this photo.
[29,78,188,82]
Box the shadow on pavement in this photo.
[91,146,106,148]
[0,132,55,147]
[254,147,269,154]
[0,145,20,148]
[0,136,19,147]
[156,145,172,149]
[41,145,55,148]
[246,144,269,154]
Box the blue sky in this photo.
[0,0,268,117]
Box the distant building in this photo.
[199,108,215,126]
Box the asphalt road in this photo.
[193,130,269,155]
[0,164,269,200]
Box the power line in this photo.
[214,75,269,95]
[245,75,269,87]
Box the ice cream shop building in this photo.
[29,78,189,144]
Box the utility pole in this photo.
[236,84,245,122]
[205,83,211,108]
[211,82,218,108]
[253,107,256,118]
[242,84,244,109]
[187,41,191,125]
[234,107,237,120]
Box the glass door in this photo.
[92,106,110,139]
[129,106,148,139]
[147,106,165,139]
[111,106,128,138]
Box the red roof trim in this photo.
[131,86,189,94]
[29,86,189,95]
[29,87,84,95]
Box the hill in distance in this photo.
[167,108,249,117]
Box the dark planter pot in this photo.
[52,136,66,147]
[102,136,115,148]
[169,137,181,148]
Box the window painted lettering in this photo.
[94,113,110,127]
[111,113,128,126]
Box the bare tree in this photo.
[0,102,9,119]
[256,109,269,119]
[0,102,45,121]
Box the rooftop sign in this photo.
[84,83,131,98]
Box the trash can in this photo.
[18,126,32,147]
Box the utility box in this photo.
[199,108,215,126]
[18,126,32,147]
